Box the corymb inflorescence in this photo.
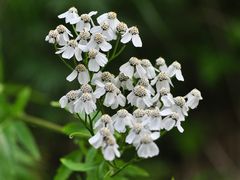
[46,7,202,162]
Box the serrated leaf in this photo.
[60,158,98,172]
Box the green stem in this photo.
[110,158,140,177]
[76,114,94,136]
[72,25,78,36]
[110,36,120,60]
[88,115,94,134]
[54,45,74,70]
[20,114,64,134]
[110,45,126,61]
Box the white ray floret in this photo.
[97,12,120,30]
[136,133,159,158]
[59,90,80,113]
[90,21,117,41]
[121,26,142,47]
[185,88,203,109]
[74,93,96,114]
[55,25,73,46]
[119,57,146,78]
[58,7,80,24]
[127,85,153,109]
[76,11,97,32]
[167,61,184,81]
[66,64,90,84]
[88,49,108,72]
[56,39,83,61]
[112,109,133,133]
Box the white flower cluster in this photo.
[46,7,202,161]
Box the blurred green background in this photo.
[1,0,240,179]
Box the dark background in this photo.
[1,0,240,179]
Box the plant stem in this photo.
[20,114,64,134]
[110,36,120,60]
[88,115,94,134]
[54,45,74,70]
[110,157,140,177]
[76,113,94,136]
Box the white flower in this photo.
[151,72,173,92]
[83,33,112,52]
[133,109,148,123]
[66,64,90,84]
[102,136,120,161]
[112,109,133,133]
[137,78,155,95]
[141,59,156,79]
[90,21,117,41]
[160,96,189,121]
[91,71,114,86]
[55,25,73,46]
[162,112,184,133]
[58,7,80,24]
[76,28,91,45]
[76,11,97,32]
[79,84,93,95]
[59,90,80,113]
[136,133,159,158]
[74,93,96,114]
[121,26,142,47]
[127,85,153,108]
[97,12,120,30]
[158,87,174,107]
[110,88,126,109]
[119,57,146,78]
[88,49,108,72]
[114,73,134,91]
[94,114,114,133]
[156,57,168,72]
[126,121,150,147]
[167,61,184,81]
[45,30,58,44]
[89,127,112,149]
[145,108,163,131]
[56,40,83,61]
[116,22,128,35]
[185,89,202,109]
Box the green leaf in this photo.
[50,101,60,108]
[60,158,98,172]
[86,148,97,162]
[63,122,90,136]
[54,150,82,180]
[121,165,149,177]
[12,87,31,116]
[14,121,40,160]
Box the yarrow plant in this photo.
[46,7,202,178]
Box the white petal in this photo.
[132,34,142,47]
[121,32,131,44]
[97,13,107,24]
[99,41,112,52]
[103,146,115,161]
[78,71,90,84]
[89,132,102,148]
[59,96,68,108]
[66,70,78,82]
[62,47,75,59]
[176,70,184,81]
[88,59,100,72]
